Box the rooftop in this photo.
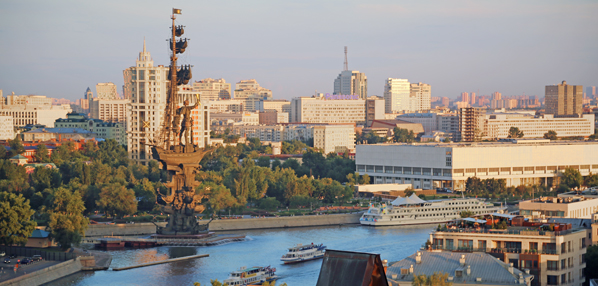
[364,139,598,148]
[387,251,533,285]
[523,196,596,204]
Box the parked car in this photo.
[3,257,10,264]
[32,255,42,262]
[9,254,16,259]
[20,258,32,265]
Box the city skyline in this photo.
[0,1,596,102]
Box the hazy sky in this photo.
[1,0,597,101]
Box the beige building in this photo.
[90,97,129,123]
[290,96,366,124]
[210,99,244,113]
[409,82,431,112]
[546,81,583,116]
[262,100,291,113]
[259,111,288,125]
[81,88,92,114]
[0,101,71,128]
[356,140,598,190]
[384,78,410,113]
[313,124,355,154]
[214,124,285,142]
[55,113,126,146]
[193,78,231,101]
[485,113,594,139]
[123,40,170,164]
[334,70,367,99]
[22,127,97,142]
[430,220,588,286]
[234,79,272,99]
[95,82,119,99]
[0,116,14,140]
[365,97,385,127]
[519,196,598,219]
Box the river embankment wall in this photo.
[0,257,82,286]
[85,213,362,236]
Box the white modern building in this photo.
[262,100,291,113]
[90,97,130,123]
[409,82,431,112]
[519,196,598,219]
[234,79,272,99]
[384,78,410,114]
[211,112,259,125]
[356,140,598,190]
[313,124,355,154]
[210,99,244,113]
[484,113,594,139]
[290,96,366,124]
[334,70,367,99]
[193,78,231,101]
[95,82,119,99]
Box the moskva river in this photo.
[46,224,433,286]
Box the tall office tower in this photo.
[492,92,502,100]
[123,40,169,165]
[460,92,469,103]
[96,83,119,99]
[81,87,92,113]
[409,82,431,112]
[587,86,597,98]
[384,78,410,113]
[545,80,583,116]
[470,92,476,105]
[234,79,272,99]
[333,70,367,99]
[192,78,231,101]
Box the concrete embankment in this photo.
[85,213,362,237]
[0,257,83,286]
[112,254,209,271]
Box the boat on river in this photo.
[360,194,504,226]
[222,266,277,286]
[280,243,326,264]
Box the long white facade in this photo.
[0,116,14,140]
[290,96,365,124]
[484,113,594,139]
[356,141,598,190]
[384,78,410,114]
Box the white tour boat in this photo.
[280,243,326,264]
[360,194,504,226]
[223,266,277,286]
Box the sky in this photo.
[0,0,597,102]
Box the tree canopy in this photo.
[543,130,557,140]
[48,187,89,249]
[507,127,524,138]
[0,192,37,246]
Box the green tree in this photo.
[561,167,582,190]
[8,136,25,157]
[543,130,557,140]
[198,182,237,217]
[97,183,138,219]
[584,173,598,188]
[258,197,280,211]
[460,210,474,218]
[48,187,89,249]
[133,178,158,211]
[404,188,415,197]
[507,127,524,138]
[256,156,271,168]
[393,127,415,143]
[358,174,370,185]
[465,177,485,194]
[0,192,37,246]
[34,144,51,163]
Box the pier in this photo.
[112,254,209,271]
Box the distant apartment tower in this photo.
[587,86,596,98]
[333,70,367,99]
[89,97,129,123]
[313,125,355,154]
[290,96,365,124]
[234,79,272,99]
[545,81,583,116]
[458,107,484,142]
[492,92,502,100]
[409,82,431,112]
[384,78,410,113]
[123,40,169,165]
[81,87,92,113]
[192,78,231,101]
[96,83,119,99]
[460,92,469,103]
[0,116,14,140]
[365,97,385,127]
[470,92,476,105]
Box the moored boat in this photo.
[280,243,326,264]
[223,266,277,286]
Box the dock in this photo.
[86,234,246,250]
[112,254,209,271]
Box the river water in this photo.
[46,224,434,286]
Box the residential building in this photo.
[0,98,71,128]
[386,251,533,286]
[0,116,14,140]
[290,96,366,124]
[54,112,126,145]
[81,87,92,113]
[89,97,129,123]
[214,125,284,142]
[313,124,355,154]
[192,78,231,101]
[334,70,367,99]
[484,113,594,139]
[211,112,259,125]
[384,78,410,114]
[355,140,598,190]
[234,79,272,99]
[519,196,598,219]
[546,81,583,116]
[429,217,589,286]
[458,107,485,142]
[210,99,244,113]
[22,127,97,142]
[365,97,386,127]
[461,92,469,103]
[262,100,291,113]
[369,119,425,136]
[259,111,288,125]
[586,86,596,98]
[408,83,431,112]
[95,82,119,99]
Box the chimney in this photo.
[518,272,524,284]
[466,265,471,276]
[508,263,514,274]
[416,252,422,264]
[459,254,466,266]
[409,265,414,274]
[382,259,388,273]
[525,269,530,274]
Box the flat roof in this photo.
[362,140,598,148]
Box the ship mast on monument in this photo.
[151,8,212,236]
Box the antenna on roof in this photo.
[344,46,348,71]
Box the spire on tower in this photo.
[143,37,146,53]
[344,46,348,71]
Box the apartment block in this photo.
[384,78,410,114]
[519,196,598,220]
[55,112,126,145]
[0,116,14,140]
[234,79,272,99]
[193,78,231,101]
[290,96,366,124]
[313,124,355,154]
[546,81,583,116]
[334,70,367,99]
